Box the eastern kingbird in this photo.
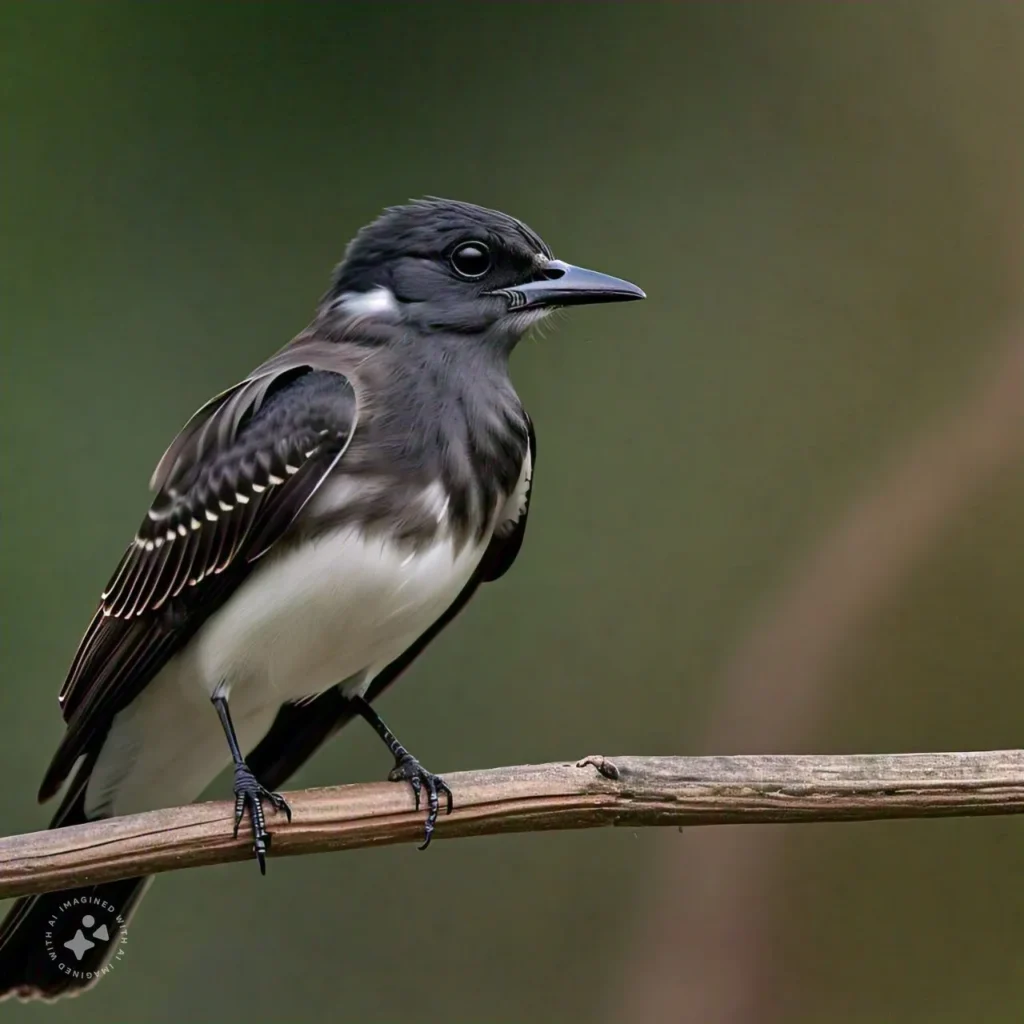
[0,198,644,1000]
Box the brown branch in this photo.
[1,750,1023,900]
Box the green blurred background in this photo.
[5,3,1024,1021]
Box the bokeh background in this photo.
[5,3,1024,1022]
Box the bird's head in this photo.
[321,198,644,347]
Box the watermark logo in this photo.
[43,896,128,983]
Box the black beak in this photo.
[493,259,646,310]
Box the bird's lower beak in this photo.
[494,259,646,310]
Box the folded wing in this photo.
[40,351,358,802]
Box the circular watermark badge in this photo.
[43,896,128,984]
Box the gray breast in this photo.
[298,340,530,551]
[300,473,460,551]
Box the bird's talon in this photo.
[232,763,288,872]
[267,791,292,821]
[388,754,451,849]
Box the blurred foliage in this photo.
[4,3,1024,1022]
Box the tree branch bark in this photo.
[2,749,1023,900]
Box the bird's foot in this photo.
[232,763,292,874]
[388,754,453,850]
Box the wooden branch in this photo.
[2,749,1023,900]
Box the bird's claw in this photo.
[232,762,291,874]
[388,753,453,850]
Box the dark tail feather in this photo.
[0,877,150,1002]
[0,749,151,1002]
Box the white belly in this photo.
[195,525,486,702]
[86,525,488,817]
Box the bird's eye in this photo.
[450,241,492,279]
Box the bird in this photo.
[0,197,644,1000]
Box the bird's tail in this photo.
[0,752,151,1002]
[0,877,150,1002]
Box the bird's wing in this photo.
[39,342,359,802]
[248,418,537,790]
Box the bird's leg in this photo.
[211,693,292,874]
[351,696,452,850]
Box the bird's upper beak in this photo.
[493,259,646,310]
